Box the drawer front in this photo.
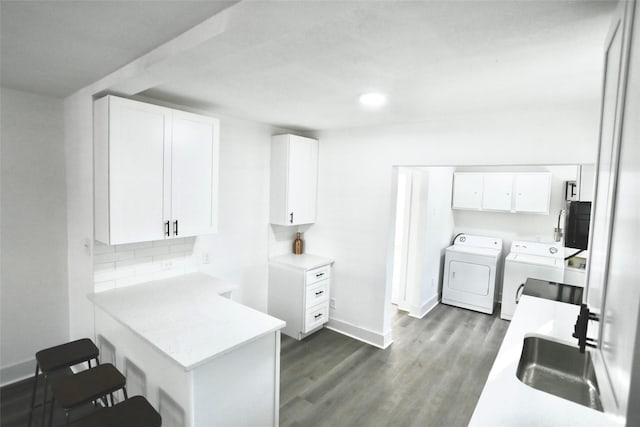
[306,265,331,285]
[304,302,329,333]
[305,280,329,309]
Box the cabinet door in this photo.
[482,173,513,211]
[452,173,483,209]
[287,136,318,225]
[514,173,551,213]
[109,98,167,244]
[170,111,219,238]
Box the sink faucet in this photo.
[572,304,599,353]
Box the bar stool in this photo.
[28,338,99,427]
[48,363,127,427]
[73,395,162,427]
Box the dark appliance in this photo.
[565,201,591,250]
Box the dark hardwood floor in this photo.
[279,303,508,427]
[1,303,508,427]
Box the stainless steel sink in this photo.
[516,336,603,411]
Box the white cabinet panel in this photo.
[170,111,219,238]
[452,173,483,209]
[305,280,330,309]
[482,173,513,211]
[270,135,318,226]
[514,173,551,214]
[94,96,219,245]
[101,98,167,245]
[304,302,329,333]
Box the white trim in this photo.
[1,358,35,387]
[408,296,439,319]
[326,318,393,349]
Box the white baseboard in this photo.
[326,318,393,349]
[1,358,35,387]
[408,295,439,319]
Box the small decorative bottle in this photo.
[293,232,304,255]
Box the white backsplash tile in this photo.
[93,238,200,292]
[93,250,135,264]
[135,246,170,258]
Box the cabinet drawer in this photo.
[305,280,329,309]
[306,265,331,285]
[304,302,329,333]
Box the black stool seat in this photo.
[29,338,100,427]
[50,363,125,410]
[36,339,98,373]
[74,396,162,427]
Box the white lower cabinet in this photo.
[269,254,333,340]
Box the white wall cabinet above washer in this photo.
[481,173,513,211]
[270,135,318,226]
[452,173,483,209]
[94,96,219,245]
[513,173,552,213]
[452,172,551,214]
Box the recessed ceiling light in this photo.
[359,92,387,108]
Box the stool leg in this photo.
[27,363,40,427]
[122,386,128,400]
[64,409,70,427]
[47,396,55,427]
[41,374,49,427]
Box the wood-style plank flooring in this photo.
[279,304,508,427]
[0,303,508,427]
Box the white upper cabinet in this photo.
[170,110,219,238]
[94,96,219,245]
[452,171,551,214]
[481,173,513,211]
[270,135,318,226]
[452,173,483,209]
[514,173,551,214]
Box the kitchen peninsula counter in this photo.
[90,273,285,427]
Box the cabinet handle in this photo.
[173,220,179,236]
[314,313,323,319]
[315,291,324,296]
[316,272,324,278]
[290,212,294,224]
[165,221,170,237]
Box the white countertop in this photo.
[89,273,285,371]
[269,253,333,270]
[469,296,622,427]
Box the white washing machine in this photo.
[501,241,565,320]
[442,234,503,314]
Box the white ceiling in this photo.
[0,0,237,97]
[1,1,616,131]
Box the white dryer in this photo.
[501,241,565,320]
[442,234,503,314]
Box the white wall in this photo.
[421,167,455,310]
[306,105,600,346]
[391,167,454,319]
[1,87,69,384]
